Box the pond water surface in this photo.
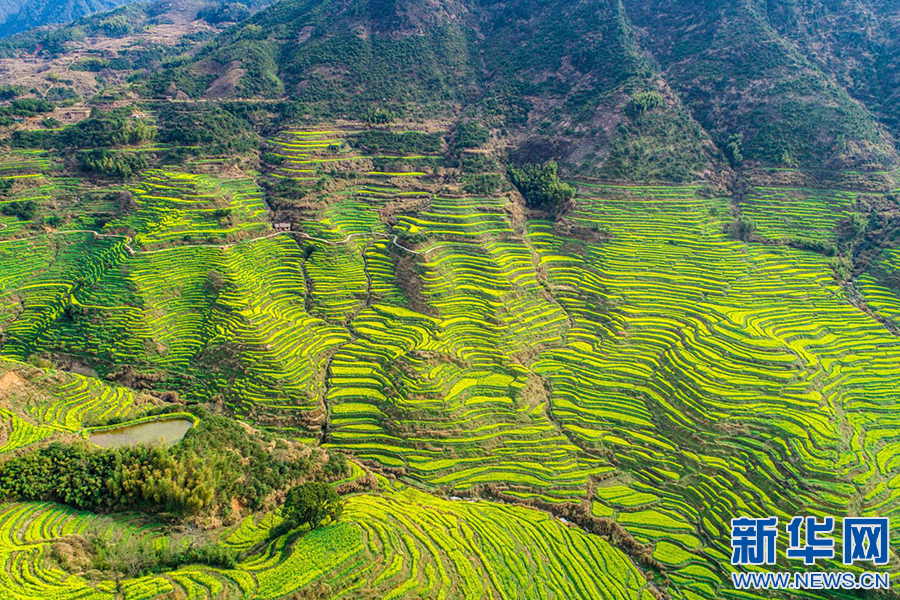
[89,419,194,448]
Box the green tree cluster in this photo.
[453,123,489,150]
[1,200,37,220]
[0,98,54,117]
[0,85,23,100]
[13,107,155,150]
[156,105,258,155]
[364,107,398,124]
[726,215,757,241]
[626,90,663,119]
[282,482,344,530]
[724,133,744,167]
[507,162,575,211]
[198,3,251,24]
[79,149,148,178]
[0,410,349,519]
[0,443,216,516]
[351,130,443,154]
[463,173,501,195]
[71,58,110,72]
[82,533,237,580]
[98,15,133,37]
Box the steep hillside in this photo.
[762,0,900,139]
[474,0,714,181]
[150,0,716,179]
[152,0,478,105]
[0,0,135,39]
[623,0,898,171]
[146,0,900,175]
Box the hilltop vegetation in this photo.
[1,0,896,175]
[623,0,898,170]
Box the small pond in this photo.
[89,418,194,448]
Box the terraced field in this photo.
[266,129,437,183]
[1,123,900,599]
[740,186,857,245]
[858,248,900,326]
[0,484,655,600]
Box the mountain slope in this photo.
[148,0,900,175]
[0,0,135,38]
[153,0,477,105]
[151,0,716,180]
[623,0,899,170]
[474,0,714,181]
[761,0,900,140]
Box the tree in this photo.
[78,149,147,179]
[726,215,757,241]
[626,90,663,119]
[453,123,489,150]
[724,133,743,167]
[507,161,575,212]
[198,3,251,24]
[282,482,343,530]
[1,200,37,220]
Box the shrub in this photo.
[86,534,238,578]
[351,130,443,154]
[71,58,109,72]
[463,173,502,195]
[0,85,22,100]
[724,133,744,167]
[364,107,398,124]
[726,215,757,241]
[461,154,498,173]
[262,152,284,165]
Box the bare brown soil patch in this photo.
[0,370,25,400]
[205,63,248,99]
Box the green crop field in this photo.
[0,111,897,600]
[739,186,858,246]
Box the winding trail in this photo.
[27,229,455,257]
[287,230,450,256]
[0,228,136,254]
